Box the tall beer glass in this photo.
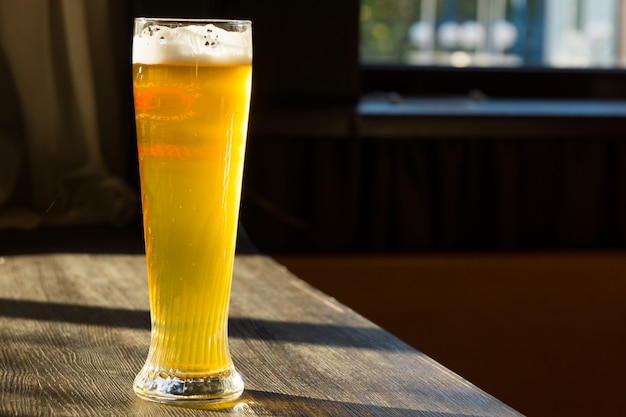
[131,18,252,404]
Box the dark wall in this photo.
[241,133,626,253]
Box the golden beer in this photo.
[132,19,251,404]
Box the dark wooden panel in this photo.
[275,252,626,417]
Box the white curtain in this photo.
[0,0,138,229]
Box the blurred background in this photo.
[1,1,626,416]
[362,0,621,68]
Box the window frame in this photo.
[361,64,626,100]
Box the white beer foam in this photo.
[133,21,252,65]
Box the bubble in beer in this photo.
[133,21,252,65]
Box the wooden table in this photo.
[0,253,523,416]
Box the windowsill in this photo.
[358,95,626,118]
[355,96,626,139]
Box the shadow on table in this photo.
[0,298,411,351]
[238,389,486,417]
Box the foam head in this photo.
[133,19,252,65]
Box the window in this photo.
[360,0,626,99]
[361,0,622,68]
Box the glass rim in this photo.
[135,17,251,25]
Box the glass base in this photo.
[133,365,244,405]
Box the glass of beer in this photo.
[131,18,252,404]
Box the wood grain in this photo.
[0,254,523,416]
